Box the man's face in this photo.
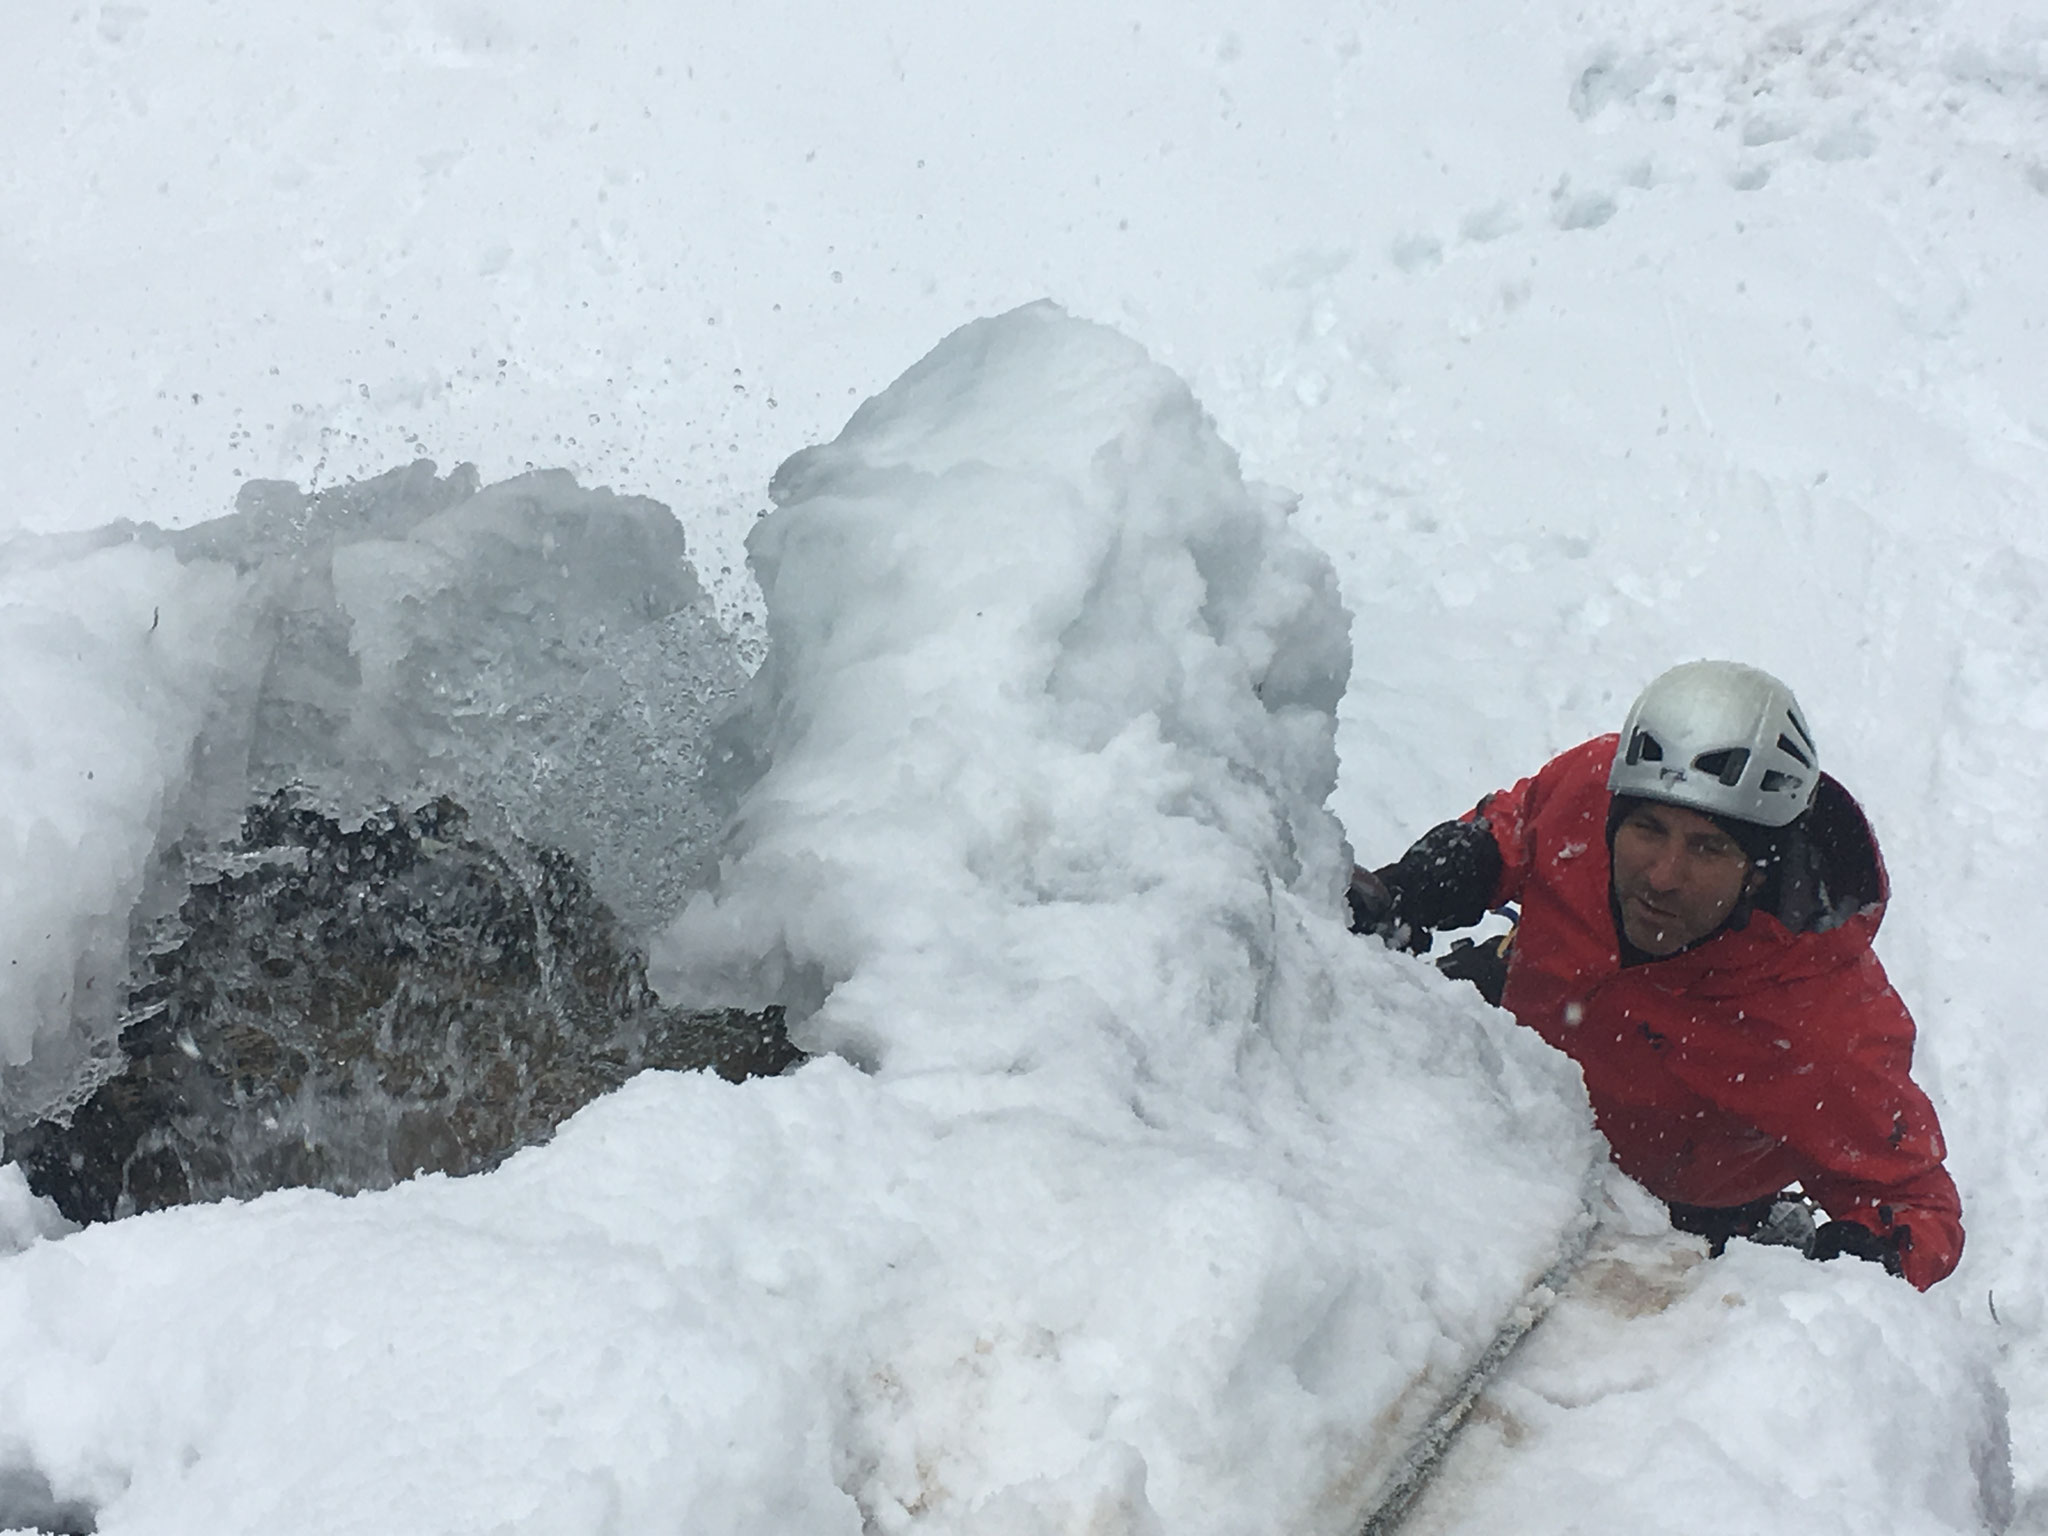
[1610,800,1758,956]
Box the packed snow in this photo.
[1406,1173,2009,1536]
[5,0,2046,1531]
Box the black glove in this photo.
[1347,867,1431,953]
[1809,1220,1905,1278]
[1348,817,1503,955]
[1433,930,1514,1006]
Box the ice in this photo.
[0,537,244,1119]
[189,461,745,937]
[0,463,744,1128]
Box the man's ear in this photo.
[1744,865,1768,895]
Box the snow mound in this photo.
[635,302,1602,1528]
[656,299,1355,1095]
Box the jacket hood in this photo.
[1760,772,1889,930]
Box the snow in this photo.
[654,303,1354,1079]
[1408,1174,2010,1536]
[5,0,2047,1531]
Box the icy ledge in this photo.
[0,306,1594,1534]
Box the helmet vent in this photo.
[1627,730,1664,766]
[1692,748,1751,786]
[1784,709,1817,758]
[1759,769,1804,796]
[1776,732,1813,769]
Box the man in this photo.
[1349,660,1962,1290]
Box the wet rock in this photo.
[6,793,799,1223]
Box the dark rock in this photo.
[6,793,799,1224]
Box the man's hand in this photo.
[1810,1219,1906,1278]
[1347,867,1431,954]
[1349,817,1503,955]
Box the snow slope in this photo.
[6,0,2047,1529]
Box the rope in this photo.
[1354,1192,1601,1536]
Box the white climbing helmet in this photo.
[1607,661,1819,828]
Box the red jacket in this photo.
[1479,736,1962,1290]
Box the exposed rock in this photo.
[7,793,799,1224]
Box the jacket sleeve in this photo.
[1805,1160,1963,1293]
[1465,735,1618,911]
[1355,743,1586,937]
[1669,953,1964,1291]
[1790,974,1964,1291]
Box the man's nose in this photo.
[1642,842,1688,889]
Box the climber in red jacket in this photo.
[1349,660,1963,1290]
